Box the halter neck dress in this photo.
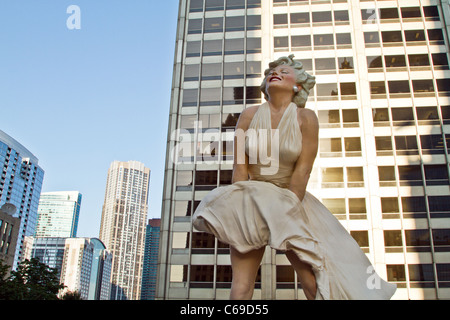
[193,102,397,300]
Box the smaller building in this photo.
[140,218,161,300]
[24,237,112,300]
[35,191,82,238]
[0,203,20,275]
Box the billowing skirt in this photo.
[193,180,396,300]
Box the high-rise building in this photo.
[35,191,82,238]
[157,0,450,300]
[140,218,161,300]
[0,203,20,274]
[0,129,44,269]
[24,237,112,300]
[99,160,150,300]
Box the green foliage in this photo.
[0,258,64,300]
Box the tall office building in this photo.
[141,218,161,300]
[157,0,450,300]
[0,130,44,269]
[35,191,82,238]
[99,160,150,300]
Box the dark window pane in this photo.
[401,7,421,19]
[404,30,425,42]
[367,56,383,68]
[334,10,349,22]
[186,41,201,57]
[375,136,392,150]
[405,229,430,246]
[351,231,369,248]
[291,35,311,47]
[394,136,418,150]
[428,29,444,41]
[225,16,245,32]
[398,165,422,181]
[384,230,402,246]
[381,198,399,213]
[420,134,444,153]
[370,81,386,94]
[364,32,379,44]
[190,0,203,12]
[203,40,223,56]
[340,83,356,96]
[182,89,198,107]
[204,17,224,33]
[205,0,224,11]
[402,196,426,213]
[247,15,261,30]
[314,34,334,46]
[437,79,450,92]
[416,106,438,120]
[246,38,261,53]
[312,11,332,23]
[188,19,203,34]
[385,55,406,67]
[413,80,434,93]
[225,38,244,55]
[336,33,352,45]
[409,54,430,66]
[408,264,434,281]
[380,8,399,19]
[388,81,410,93]
[290,12,310,24]
[424,165,449,185]
[274,14,288,25]
[423,6,439,18]
[432,53,449,67]
[373,108,389,121]
[382,31,403,43]
[391,107,414,121]
[342,109,358,122]
[378,166,395,181]
[387,265,406,282]
[274,36,289,48]
[428,196,450,215]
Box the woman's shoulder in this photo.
[297,107,319,132]
[236,104,261,129]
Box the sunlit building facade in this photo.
[99,160,150,300]
[35,191,82,238]
[157,0,450,300]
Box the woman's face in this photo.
[265,65,299,96]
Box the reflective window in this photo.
[205,0,224,11]
[290,12,310,24]
[398,165,422,186]
[203,39,223,56]
[394,135,418,155]
[385,55,406,68]
[204,17,224,33]
[223,61,244,79]
[378,166,396,186]
[186,41,201,57]
[188,19,203,34]
[382,31,403,44]
[424,165,449,186]
[247,15,261,30]
[202,63,222,80]
[225,16,245,32]
[225,38,244,55]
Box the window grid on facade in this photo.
[158,0,450,300]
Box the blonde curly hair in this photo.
[260,54,316,108]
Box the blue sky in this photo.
[0,1,179,237]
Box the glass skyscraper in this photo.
[99,160,150,300]
[157,0,450,300]
[0,129,44,269]
[35,191,82,238]
[140,218,161,300]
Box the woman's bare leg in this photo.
[230,246,265,300]
[285,250,317,300]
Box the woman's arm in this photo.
[289,108,319,201]
[232,106,258,183]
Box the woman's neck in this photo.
[268,93,293,113]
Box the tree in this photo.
[0,258,64,300]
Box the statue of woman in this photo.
[193,54,396,300]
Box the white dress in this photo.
[193,102,397,300]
